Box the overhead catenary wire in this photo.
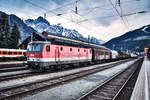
[77,9,150,24]
[23,0,143,23]
[73,0,144,24]
[108,0,131,30]
[78,6,114,17]
[23,0,93,36]
[73,1,117,28]
[77,0,141,16]
[49,0,147,37]
[21,0,150,36]
[45,0,80,14]
[23,0,73,22]
[118,0,133,30]
[0,0,148,34]
[23,0,96,27]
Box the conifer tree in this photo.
[0,13,10,48]
[10,23,20,49]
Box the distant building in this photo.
[19,31,106,50]
[144,46,150,54]
[19,32,46,49]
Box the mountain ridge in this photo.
[0,11,105,44]
[103,24,150,53]
[24,16,105,44]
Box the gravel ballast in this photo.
[22,59,138,100]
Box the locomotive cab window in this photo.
[46,46,50,52]
[27,43,43,52]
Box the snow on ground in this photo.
[123,38,132,42]
[124,36,150,42]
[142,26,149,33]
[0,59,128,89]
[146,57,150,98]
[133,36,150,41]
[22,59,138,100]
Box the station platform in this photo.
[130,56,150,100]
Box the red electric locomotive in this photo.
[26,41,92,70]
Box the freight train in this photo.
[26,41,130,71]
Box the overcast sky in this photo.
[0,0,150,41]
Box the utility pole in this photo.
[31,32,33,43]
[113,44,115,50]
[44,13,46,19]
[118,0,120,6]
[8,16,10,27]
[88,35,90,47]
[88,35,90,43]
[75,0,78,14]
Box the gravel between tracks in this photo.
[0,59,129,89]
[22,59,138,100]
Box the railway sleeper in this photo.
[101,87,120,92]
[95,91,115,97]
[92,95,112,100]
[107,82,126,86]
[100,90,118,96]
[112,77,129,81]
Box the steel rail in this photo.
[77,58,142,100]
[0,59,131,100]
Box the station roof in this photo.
[28,41,51,44]
[42,31,109,51]
[19,31,110,51]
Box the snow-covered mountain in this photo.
[0,11,36,42]
[90,37,105,44]
[0,11,105,44]
[25,16,105,44]
[25,16,50,33]
[103,25,150,52]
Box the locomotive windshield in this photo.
[27,43,43,52]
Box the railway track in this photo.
[77,58,143,100]
[0,62,26,69]
[0,59,131,82]
[0,59,133,100]
[0,71,34,81]
[0,66,28,73]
